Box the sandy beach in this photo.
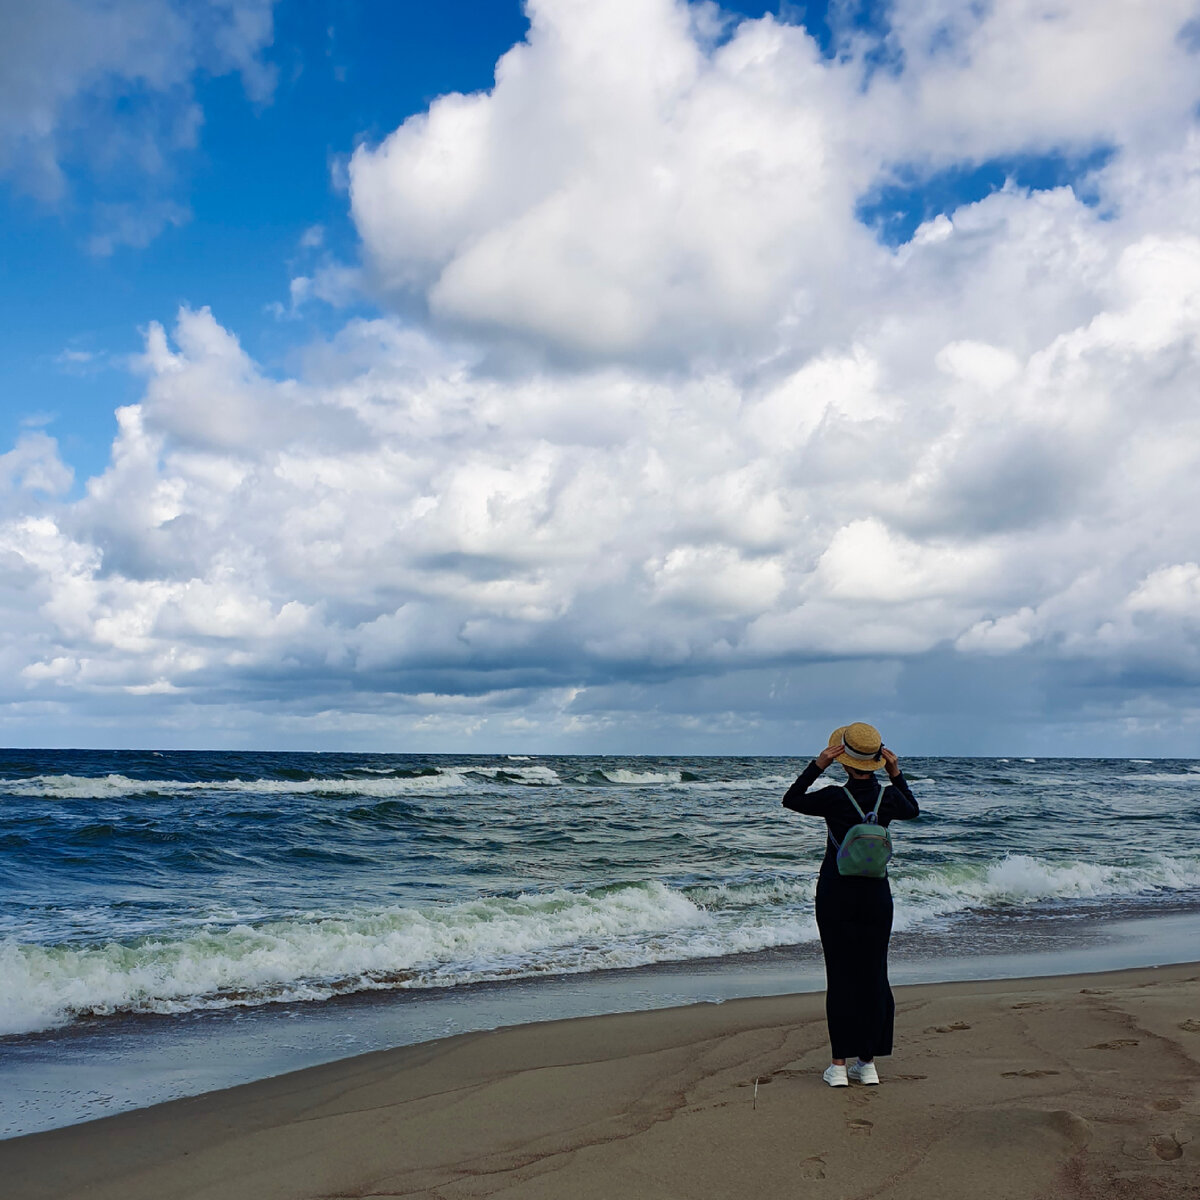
[3,963,1198,1200]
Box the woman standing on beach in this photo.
[782,723,920,1087]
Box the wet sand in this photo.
[3,962,1199,1200]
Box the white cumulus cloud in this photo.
[4,0,1200,751]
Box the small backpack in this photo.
[832,784,892,878]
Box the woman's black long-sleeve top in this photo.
[782,761,920,880]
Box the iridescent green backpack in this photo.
[833,784,892,877]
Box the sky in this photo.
[3,0,1200,756]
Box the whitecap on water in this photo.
[598,768,688,785]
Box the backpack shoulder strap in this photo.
[832,784,892,850]
[869,782,889,820]
[840,785,868,821]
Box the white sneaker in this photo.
[848,1059,880,1085]
[822,1064,849,1087]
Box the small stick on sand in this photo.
[753,1077,759,1110]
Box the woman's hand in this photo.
[881,746,901,778]
[815,743,844,771]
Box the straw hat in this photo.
[829,722,885,771]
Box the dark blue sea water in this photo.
[2,750,1199,1136]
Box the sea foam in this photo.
[4,851,1198,1036]
[3,766,560,801]
[0,882,709,1034]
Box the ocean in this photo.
[3,750,1199,1138]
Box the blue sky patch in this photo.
[856,145,1116,246]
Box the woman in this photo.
[782,722,920,1087]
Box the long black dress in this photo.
[782,761,920,1060]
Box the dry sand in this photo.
[3,963,1199,1200]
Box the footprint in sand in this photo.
[1010,1002,1045,1010]
[890,1073,928,1081]
[1089,1039,1139,1050]
[924,1022,971,1033]
[798,1156,826,1179]
[1151,1134,1183,1161]
[1001,1069,1061,1078]
[1079,988,1110,995]
[847,1118,873,1135]
[1149,1099,1181,1112]
[1178,1019,1200,1033]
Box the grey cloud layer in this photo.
[4,0,1200,749]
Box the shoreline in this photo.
[4,905,1200,1143]
[3,961,1199,1199]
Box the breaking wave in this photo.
[4,852,1198,1036]
[0,766,562,801]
